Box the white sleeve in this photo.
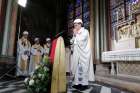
[40,47,44,55]
[70,36,75,44]
[31,47,36,55]
[76,30,88,42]
[75,30,89,48]
[43,48,46,54]
[17,40,25,55]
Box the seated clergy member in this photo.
[16,31,31,76]
[29,38,43,74]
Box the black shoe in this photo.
[72,85,81,90]
[79,85,89,91]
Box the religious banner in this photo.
[51,37,66,93]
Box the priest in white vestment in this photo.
[29,38,44,75]
[70,19,95,90]
[43,38,51,56]
[43,38,51,63]
[16,31,31,76]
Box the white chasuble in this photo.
[71,27,95,85]
[29,44,43,75]
[16,37,31,76]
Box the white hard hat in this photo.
[73,19,83,24]
[23,31,29,35]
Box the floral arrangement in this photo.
[24,57,51,93]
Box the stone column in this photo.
[0,0,7,54]
[0,0,3,53]
[7,0,18,56]
[94,0,110,75]
[100,0,107,52]
[94,0,100,64]
[1,0,13,55]
[1,0,18,56]
[89,0,94,57]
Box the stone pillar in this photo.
[89,0,95,63]
[0,0,3,53]
[94,0,100,64]
[1,0,18,56]
[100,0,108,52]
[1,0,13,55]
[0,0,7,54]
[94,0,108,62]
[7,0,18,56]
[94,0,110,75]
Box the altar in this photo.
[103,0,140,79]
[102,49,140,79]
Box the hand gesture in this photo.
[73,29,77,37]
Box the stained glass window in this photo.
[67,0,90,32]
[109,0,132,40]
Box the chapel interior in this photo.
[0,0,140,93]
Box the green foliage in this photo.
[24,57,51,93]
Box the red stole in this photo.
[50,39,57,64]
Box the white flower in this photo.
[24,78,29,83]
[35,65,39,69]
[30,72,34,77]
[44,67,49,71]
[36,80,39,83]
[42,74,45,78]
[32,75,36,79]
[38,74,42,78]
[29,79,34,86]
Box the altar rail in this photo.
[101,49,140,78]
[102,49,140,62]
